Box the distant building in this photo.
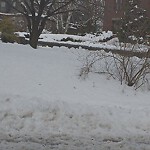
[103,0,150,31]
[0,0,12,13]
[0,0,21,13]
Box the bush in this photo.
[61,37,82,42]
[79,50,150,90]
[0,18,18,43]
[1,32,18,43]
[108,53,150,89]
[0,18,14,33]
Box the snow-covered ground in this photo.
[0,41,150,149]
[18,31,113,43]
[17,31,149,52]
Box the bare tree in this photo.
[6,0,75,48]
[52,0,75,34]
[76,0,104,34]
[52,0,105,34]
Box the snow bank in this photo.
[0,42,150,149]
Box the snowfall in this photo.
[0,34,150,150]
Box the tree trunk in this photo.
[64,11,72,34]
[29,31,39,49]
[29,35,39,49]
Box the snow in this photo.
[17,31,113,42]
[16,31,149,52]
[0,41,150,149]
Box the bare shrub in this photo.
[108,51,150,89]
[79,49,150,90]
[79,51,106,79]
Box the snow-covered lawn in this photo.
[0,42,150,149]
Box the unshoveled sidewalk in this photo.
[1,134,150,150]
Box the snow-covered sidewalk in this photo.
[0,42,150,149]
